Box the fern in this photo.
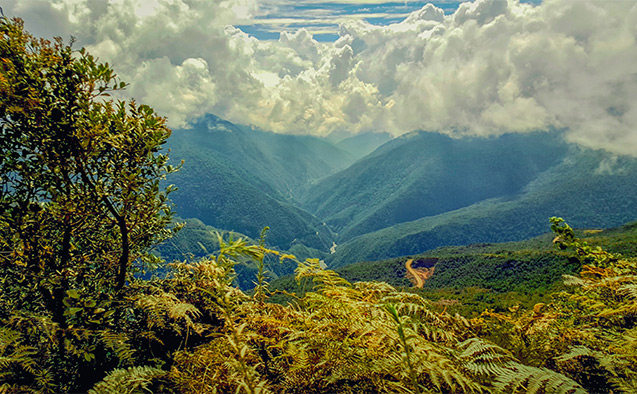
[457,337,514,378]
[98,330,137,366]
[0,326,42,393]
[619,283,637,299]
[134,288,203,335]
[295,258,353,295]
[88,366,166,394]
[555,346,599,365]
[495,362,587,394]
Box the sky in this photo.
[237,1,473,41]
[3,0,637,156]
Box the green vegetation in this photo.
[152,217,316,289]
[327,148,637,266]
[169,114,356,201]
[2,17,637,393]
[303,131,569,240]
[6,210,636,392]
[166,114,346,250]
[271,222,637,317]
[0,16,178,391]
[153,218,254,263]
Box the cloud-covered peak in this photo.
[4,0,637,156]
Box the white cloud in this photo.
[3,0,637,156]
[453,0,508,26]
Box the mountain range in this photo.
[322,134,637,267]
[302,131,568,240]
[166,114,390,251]
[164,114,637,274]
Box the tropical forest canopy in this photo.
[1,15,637,394]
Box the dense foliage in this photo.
[2,17,636,393]
[0,17,178,391]
[7,214,636,392]
[153,218,299,290]
[272,225,637,316]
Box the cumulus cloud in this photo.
[3,0,637,156]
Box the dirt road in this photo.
[405,258,435,288]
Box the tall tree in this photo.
[0,16,178,386]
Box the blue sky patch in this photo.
[237,0,542,41]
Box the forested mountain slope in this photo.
[166,114,350,249]
[302,131,568,241]
[169,114,354,200]
[328,148,637,267]
[272,220,637,316]
[167,120,637,269]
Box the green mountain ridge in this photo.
[171,114,357,198]
[327,147,637,267]
[166,114,350,249]
[164,115,637,274]
[302,131,568,240]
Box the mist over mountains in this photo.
[165,114,637,269]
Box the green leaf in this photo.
[64,307,83,316]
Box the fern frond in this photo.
[555,346,597,364]
[354,281,397,301]
[0,326,40,380]
[457,337,513,378]
[619,283,637,299]
[88,366,166,394]
[295,259,352,292]
[417,322,456,343]
[99,330,136,366]
[458,337,511,360]
[495,362,586,394]
[135,289,202,334]
[608,369,637,394]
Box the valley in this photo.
[163,114,637,286]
